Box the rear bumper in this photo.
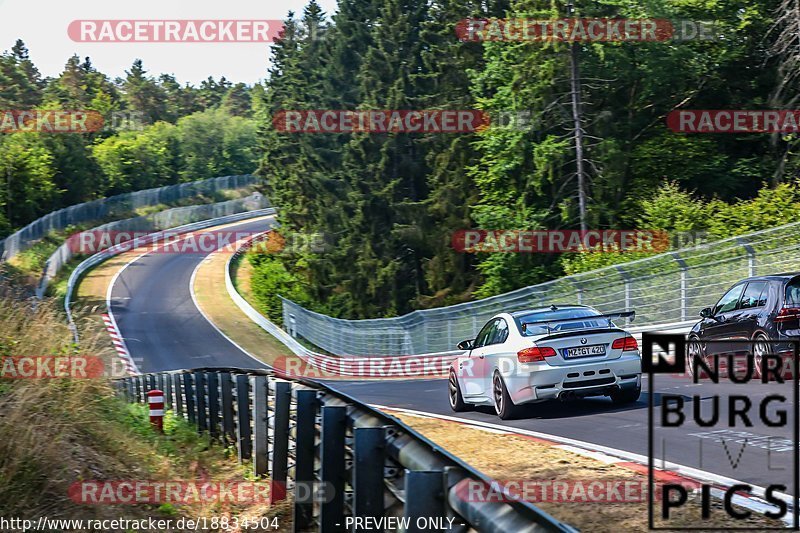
[507,354,641,405]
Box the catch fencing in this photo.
[227,232,460,378]
[63,207,277,344]
[115,369,575,533]
[0,174,257,261]
[282,222,800,356]
[37,193,270,298]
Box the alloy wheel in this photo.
[493,374,504,414]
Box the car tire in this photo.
[687,336,703,378]
[752,332,772,379]
[611,382,641,404]
[492,371,518,420]
[448,369,471,412]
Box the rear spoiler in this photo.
[521,310,635,335]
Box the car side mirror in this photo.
[700,307,713,319]
[457,339,474,351]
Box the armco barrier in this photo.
[115,368,576,532]
[64,208,277,345]
[37,193,270,298]
[0,174,257,261]
[282,222,800,356]
[225,232,461,377]
[226,232,690,376]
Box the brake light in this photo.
[612,337,638,351]
[776,307,800,322]
[517,346,557,363]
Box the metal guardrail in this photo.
[0,174,257,261]
[64,208,277,345]
[226,232,461,376]
[115,368,576,532]
[283,222,800,356]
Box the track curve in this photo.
[109,217,274,372]
[105,216,797,498]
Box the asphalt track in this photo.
[108,217,799,499]
[109,217,274,372]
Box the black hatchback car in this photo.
[689,273,800,370]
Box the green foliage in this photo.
[563,181,800,275]
[0,44,258,238]
[177,109,257,181]
[248,253,315,324]
[0,134,58,228]
[92,122,180,193]
[92,109,258,192]
[253,0,798,316]
[3,0,800,322]
[638,182,710,233]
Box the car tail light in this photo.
[775,307,800,323]
[612,337,638,351]
[517,346,557,363]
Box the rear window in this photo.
[515,308,607,336]
[786,279,800,306]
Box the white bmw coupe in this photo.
[448,305,642,419]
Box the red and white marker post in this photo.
[147,389,164,433]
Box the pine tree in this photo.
[122,59,167,123]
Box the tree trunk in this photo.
[569,41,588,231]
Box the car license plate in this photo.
[563,344,606,358]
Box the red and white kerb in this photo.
[101,313,139,376]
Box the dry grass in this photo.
[0,288,290,530]
[192,247,290,366]
[390,411,786,532]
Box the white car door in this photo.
[462,319,498,398]
[482,317,512,392]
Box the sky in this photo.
[0,0,339,85]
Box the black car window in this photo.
[516,308,605,336]
[488,318,509,345]
[714,284,745,314]
[786,279,800,306]
[474,319,498,348]
[739,281,767,309]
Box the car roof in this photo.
[735,273,800,283]
[509,305,596,318]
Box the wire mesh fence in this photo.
[282,223,800,356]
[38,193,271,297]
[0,174,258,261]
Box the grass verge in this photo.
[0,288,290,531]
[192,242,293,366]
[389,410,785,532]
